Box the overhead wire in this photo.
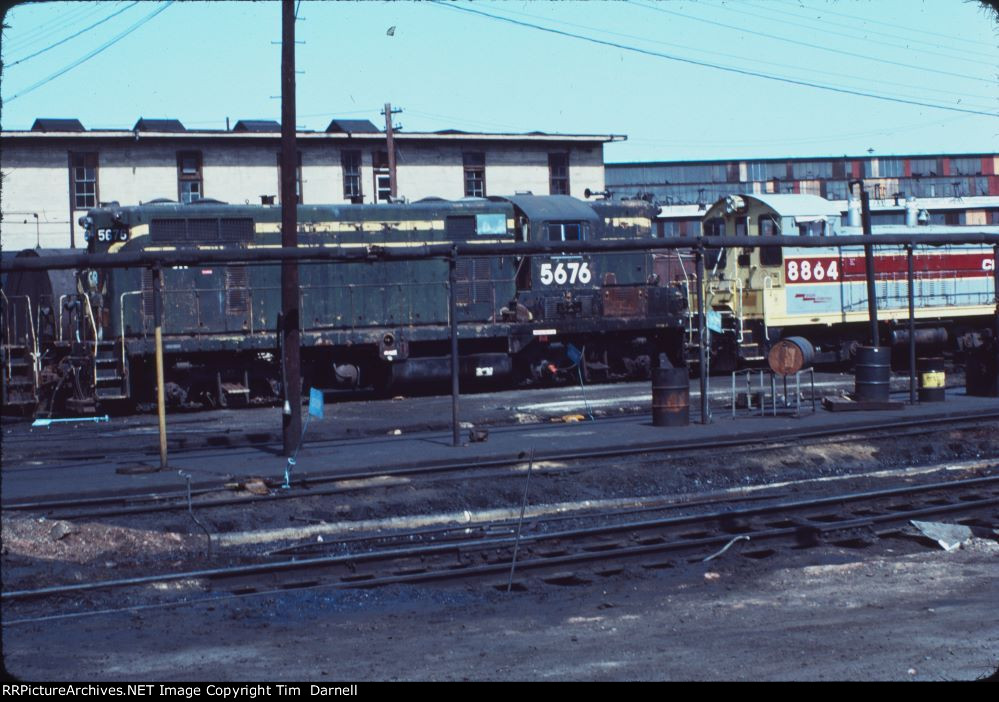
[5,2,175,103]
[3,3,109,53]
[429,1,998,118]
[626,113,982,148]
[770,0,999,49]
[700,0,998,64]
[6,2,140,68]
[470,3,995,103]
[626,0,995,85]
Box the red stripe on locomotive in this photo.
[785,252,993,284]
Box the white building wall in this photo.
[1,135,608,250]
[1,142,74,250]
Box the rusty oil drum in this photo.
[767,336,814,376]
[652,367,689,427]
[854,346,891,402]
[917,357,946,402]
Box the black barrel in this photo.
[652,367,689,427]
[854,346,891,402]
[917,357,946,402]
[966,342,999,397]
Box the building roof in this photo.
[232,120,281,132]
[4,119,621,143]
[133,118,186,132]
[326,119,381,134]
[31,118,84,132]
[707,194,843,219]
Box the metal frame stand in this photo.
[730,367,816,418]
[730,368,768,418]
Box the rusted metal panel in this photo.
[602,286,647,317]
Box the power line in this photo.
[7,2,140,68]
[3,3,109,53]
[626,113,981,147]
[771,0,999,49]
[429,2,998,119]
[6,2,175,103]
[627,0,995,85]
[475,3,995,103]
[703,0,997,64]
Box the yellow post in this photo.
[152,265,168,469]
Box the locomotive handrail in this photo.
[81,293,100,354]
[120,291,143,366]
[3,234,999,273]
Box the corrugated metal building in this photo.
[606,152,999,237]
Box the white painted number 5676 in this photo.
[539,261,592,285]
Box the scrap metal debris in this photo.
[910,520,974,552]
[244,479,270,496]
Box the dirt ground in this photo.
[3,536,997,681]
[2,420,997,681]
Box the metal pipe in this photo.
[280,0,301,457]
[152,265,167,469]
[860,187,879,347]
[449,247,461,447]
[384,102,398,200]
[507,447,535,593]
[994,244,998,340]
[6,234,999,273]
[695,248,708,424]
[907,245,916,404]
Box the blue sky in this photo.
[2,0,996,162]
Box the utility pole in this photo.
[280,0,301,456]
[382,103,402,200]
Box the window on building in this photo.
[70,152,98,209]
[909,158,935,177]
[276,151,303,204]
[880,158,904,178]
[463,152,485,197]
[373,150,391,203]
[177,151,203,203]
[548,153,569,195]
[341,150,362,202]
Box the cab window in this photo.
[703,217,727,269]
[759,214,783,266]
[546,222,586,241]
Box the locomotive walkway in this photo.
[3,385,997,505]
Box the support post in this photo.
[695,247,708,424]
[994,245,998,340]
[449,248,461,447]
[152,264,167,469]
[384,102,398,200]
[859,185,879,347]
[907,244,916,404]
[280,0,301,456]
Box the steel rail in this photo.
[4,409,998,516]
[4,474,996,602]
[3,234,999,273]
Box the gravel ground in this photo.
[2,410,997,681]
[3,537,996,681]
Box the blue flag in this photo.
[308,387,324,419]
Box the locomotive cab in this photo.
[699,193,999,370]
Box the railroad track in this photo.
[5,475,996,619]
[5,409,998,520]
